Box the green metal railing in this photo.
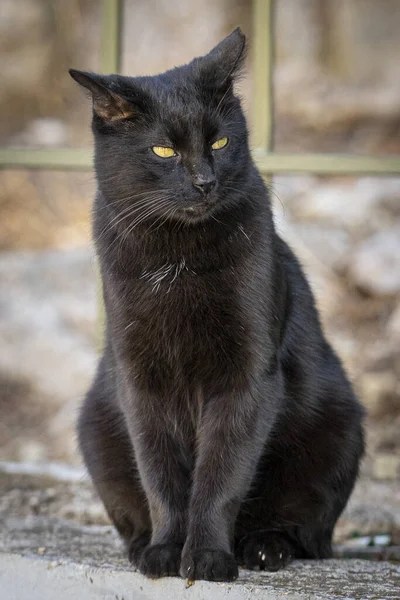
[0,0,399,176]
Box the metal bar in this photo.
[253,150,400,175]
[0,148,93,170]
[252,0,274,151]
[100,0,122,73]
[99,0,124,347]
[1,147,400,175]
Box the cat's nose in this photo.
[193,175,216,195]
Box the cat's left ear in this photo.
[69,70,134,121]
[198,28,247,89]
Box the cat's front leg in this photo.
[123,389,193,578]
[181,383,279,582]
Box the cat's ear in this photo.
[198,28,247,88]
[69,70,134,121]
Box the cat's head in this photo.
[70,28,251,226]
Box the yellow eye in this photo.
[152,146,176,158]
[211,137,228,150]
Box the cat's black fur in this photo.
[70,29,364,582]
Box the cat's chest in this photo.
[115,265,251,393]
[138,259,195,294]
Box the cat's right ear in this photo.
[197,28,247,90]
[69,70,134,121]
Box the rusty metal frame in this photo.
[0,0,399,177]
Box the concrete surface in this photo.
[1,463,400,599]
[1,515,400,600]
[2,460,400,545]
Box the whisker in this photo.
[97,189,171,209]
[143,203,179,238]
[115,199,172,245]
[96,196,174,242]
[114,201,173,260]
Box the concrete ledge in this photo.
[2,552,399,600]
[1,463,400,599]
[1,516,400,600]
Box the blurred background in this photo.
[0,0,399,535]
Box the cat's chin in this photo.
[179,202,217,222]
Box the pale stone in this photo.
[373,454,400,480]
[349,228,400,296]
[387,304,400,340]
[360,372,400,418]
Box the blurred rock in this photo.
[10,118,67,148]
[348,228,400,296]
[372,454,400,481]
[0,462,107,526]
[0,248,97,464]
[0,170,94,251]
[290,224,352,272]
[282,178,399,235]
[360,372,400,419]
[387,304,400,340]
[335,477,400,543]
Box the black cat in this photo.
[70,28,364,582]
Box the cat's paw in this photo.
[128,531,151,565]
[180,548,238,582]
[138,543,182,578]
[237,532,292,572]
